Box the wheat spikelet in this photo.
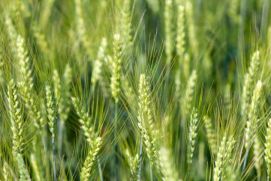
[164,0,174,65]
[182,70,197,119]
[60,64,72,122]
[4,14,17,53]
[176,5,185,59]
[203,116,217,153]
[125,149,139,180]
[110,33,122,103]
[187,108,199,166]
[16,35,44,129]
[17,153,31,181]
[32,25,49,55]
[253,136,263,178]
[8,80,24,154]
[221,136,236,180]
[40,0,55,28]
[92,38,107,86]
[120,0,133,49]
[72,97,94,144]
[159,147,179,181]
[138,74,162,177]
[53,69,61,105]
[45,85,56,140]
[53,65,72,123]
[186,1,198,56]
[80,137,102,181]
[8,80,30,181]
[241,51,260,118]
[245,80,262,149]
[75,0,90,55]
[213,135,226,181]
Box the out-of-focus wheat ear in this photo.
[8,80,31,181]
[40,0,55,28]
[3,161,10,180]
[125,149,140,180]
[53,65,72,122]
[111,33,122,103]
[175,70,181,99]
[4,14,17,54]
[224,83,231,111]
[203,116,217,153]
[221,136,236,180]
[60,64,72,122]
[187,108,199,168]
[241,50,260,119]
[30,154,41,181]
[176,5,185,61]
[32,25,49,55]
[186,1,198,56]
[122,77,136,106]
[164,0,174,65]
[92,38,107,86]
[183,53,191,81]
[228,0,240,23]
[75,0,90,56]
[245,80,262,149]
[159,147,180,181]
[120,0,133,50]
[17,153,31,181]
[265,118,271,179]
[80,137,102,181]
[182,70,197,120]
[53,69,61,107]
[253,136,263,178]
[213,135,227,181]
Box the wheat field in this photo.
[0,0,271,180]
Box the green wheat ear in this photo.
[245,80,263,149]
[111,33,122,103]
[164,0,174,65]
[92,38,107,86]
[241,50,260,119]
[75,0,90,56]
[124,149,140,180]
[138,73,163,178]
[187,108,199,168]
[7,80,31,181]
[213,135,235,181]
[45,85,56,140]
[15,34,44,129]
[80,137,102,181]
[176,4,185,60]
[182,70,197,120]
[204,116,217,153]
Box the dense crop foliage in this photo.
[1,0,271,180]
